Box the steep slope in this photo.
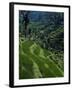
[19,39,64,79]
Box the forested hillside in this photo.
[19,10,64,79]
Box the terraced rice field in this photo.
[19,38,64,79]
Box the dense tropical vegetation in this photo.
[19,10,64,79]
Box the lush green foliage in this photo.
[19,11,64,79]
[19,39,64,79]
